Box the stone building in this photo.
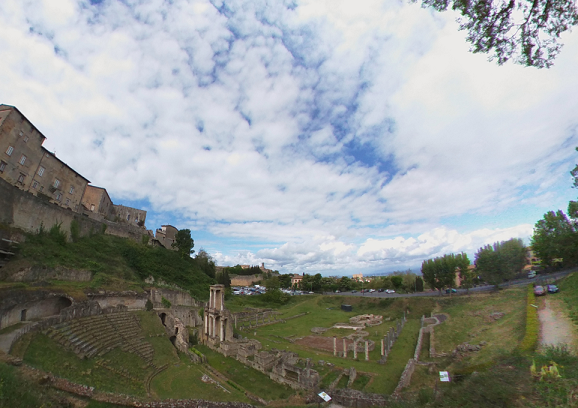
[154,225,178,249]
[113,204,147,227]
[203,284,233,345]
[0,104,89,211]
[81,185,114,220]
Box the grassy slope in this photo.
[3,231,215,300]
[558,271,578,325]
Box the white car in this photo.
[385,289,395,294]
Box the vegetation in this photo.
[5,230,216,300]
[421,253,470,293]
[171,228,195,259]
[421,0,578,68]
[475,238,527,286]
[519,285,539,353]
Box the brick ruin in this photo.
[201,284,320,390]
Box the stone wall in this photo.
[1,265,92,282]
[230,274,262,287]
[0,289,73,330]
[87,290,148,311]
[150,288,203,308]
[0,177,147,243]
[157,310,190,353]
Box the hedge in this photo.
[518,284,539,353]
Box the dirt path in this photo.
[538,297,578,353]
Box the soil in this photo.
[295,336,356,353]
[538,297,578,353]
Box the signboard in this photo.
[318,392,332,402]
[439,371,450,382]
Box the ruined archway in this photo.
[159,312,167,326]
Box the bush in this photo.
[145,299,153,311]
[161,296,172,309]
[519,284,539,353]
[141,234,150,245]
[49,223,67,246]
[70,219,80,242]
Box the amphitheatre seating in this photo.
[44,312,155,363]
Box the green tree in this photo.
[216,270,231,288]
[475,238,526,286]
[339,276,353,291]
[415,276,424,292]
[421,253,469,293]
[420,0,578,68]
[195,249,216,278]
[531,209,578,268]
[172,229,195,259]
[390,275,403,290]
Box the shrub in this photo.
[49,223,67,246]
[70,219,80,242]
[145,299,153,311]
[141,234,150,245]
[161,296,172,309]
[519,284,539,353]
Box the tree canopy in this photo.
[421,253,470,292]
[171,229,195,259]
[531,209,578,268]
[475,238,526,285]
[420,0,578,68]
[195,249,216,278]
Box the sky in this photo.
[2,0,578,276]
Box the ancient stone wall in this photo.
[230,274,263,286]
[157,310,190,353]
[150,288,203,308]
[87,290,148,311]
[2,265,92,282]
[0,177,147,243]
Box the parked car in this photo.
[377,288,385,292]
[335,290,340,293]
[385,289,395,294]
[351,290,357,293]
[445,288,457,294]
[528,271,537,279]
[546,284,559,293]
[534,285,546,296]
[369,289,375,293]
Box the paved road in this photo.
[326,269,576,299]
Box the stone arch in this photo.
[159,312,167,326]
[169,336,176,346]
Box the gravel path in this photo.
[538,297,578,352]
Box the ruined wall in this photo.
[87,291,148,311]
[157,310,190,353]
[150,288,203,308]
[0,177,147,243]
[2,265,92,282]
[170,305,203,327]
[230,274,262,287]
[0,289,73,330]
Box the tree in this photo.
[531,209,578,268]
[172,229,195,259]
[420,0,578,68]
[421,253,469,293]
[475,238,526,286]
[195,249,216,278]
[216,270,231,288]
[339,276,353,291]
[415,276,424,292]
[390,276,403,291]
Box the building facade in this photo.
[0,105,89,211]
[81,185,114,220]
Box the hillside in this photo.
[0,226,215,300]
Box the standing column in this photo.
[343,339,347,358]
[353,341,358,359]
[220,318,224,341]
[381,339,385,356]
[204,314,209,335]
[365,341,369,361]
[333,337,337,356]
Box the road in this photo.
[326,269,575,299]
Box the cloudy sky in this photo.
[2,0,578,276]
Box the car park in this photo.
[377,288,384,292]
[534,285,546,296]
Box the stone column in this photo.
[343,339,347,358]
[333,337,337,356]
[204,314,209,335]
[381,339,385,356]
[235,315,237,329]
[353,341,358,359]
[365,341,369,361]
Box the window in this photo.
[55,192,62,201]
[39,186,44,192]
[65,198,70,206]
[19,131,23,137]
[32,181,38,189]
[37,166,45,177]
[53,179,60,188]
[0,161,6,173]
[17,174,25,184]
[69,186,74,194]
[90,204,95,211]
[5,146,13,156]
[19,155,26,165]
[23,136,29,143]
[127,214,131,221]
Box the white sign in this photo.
[439,371,450,382]
[318,392,332,402]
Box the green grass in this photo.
[558,271,578,325]
[351,374,371,391]
[24,333,150,396]
[151,354,250,402]
[319,369,340,388]
[197,345,293,401]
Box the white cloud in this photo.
[1,0,577,275]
